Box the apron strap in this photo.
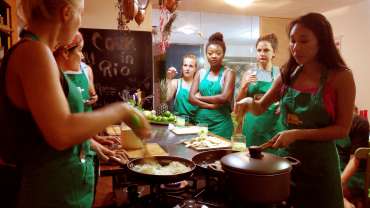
[202,66,225,82]
[217,66,225,83]
[271,66,278,82]
[316,69,328,93]
[174,78,182,106]
[203,68,211,81]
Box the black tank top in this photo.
[0,40,44,164]
[0,37,68,165]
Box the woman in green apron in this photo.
[337,111,369,208]
[189,32,235,139]
[166,54,198,123]
[1,1,151,207]
[235,13,355,208]
[236,33,285,155]
[55,32,98,113]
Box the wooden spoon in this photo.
[142,131,157,164]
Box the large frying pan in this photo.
[192,149,236,176]
[127,156,196,184]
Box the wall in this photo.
[82,0,152,31]
[259,16,292,68]
[323,0,370,113]
[226,44,255,58]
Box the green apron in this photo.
[173,78,198,124]
[279,70,344,208]
[195,66,233,139]
[242,68,286,156]
[336,136,366,197]
[64,67,92,112]
[17,75,94,208]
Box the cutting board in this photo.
[126,143,168,159]
[170,126,201,135]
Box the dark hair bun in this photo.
[209,32,224,42]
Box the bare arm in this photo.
[9,42,151,150]
[85,64,98,104]
[341,155,359,186]
[196,68,236,104]
[166,78,178,102]
[271,70,356,147]
[235,75,283,117]
[235,70,250,102]
[189,70,219,109]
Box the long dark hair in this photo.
[281,13,348,85]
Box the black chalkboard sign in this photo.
[80,28,153,109]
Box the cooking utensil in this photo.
[142,131,157,164]
[220,151,300,204]
[248,139,275,158]
[192,149,237,176]
[127,156,196,183]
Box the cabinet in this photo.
[0,1,12,61]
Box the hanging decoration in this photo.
[135,9,145,25]
[157,0,179,54]
[165,0,177,12]
[116,0,147,30]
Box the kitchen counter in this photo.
[100,124,204,175]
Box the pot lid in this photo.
[221,152,292,175]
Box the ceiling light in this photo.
[176,25,197,35]
[225,0,254,8]
[242,30,260,39]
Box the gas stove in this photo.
[112,170,290,208]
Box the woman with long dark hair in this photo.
[236,13,355,208]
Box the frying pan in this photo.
[127,156,195,183]
[192,149,237,175]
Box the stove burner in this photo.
[174,199,210,208]
[160,180,189,193]
[113,170,291,208]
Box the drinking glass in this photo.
[176,116,186,127]
[248,68,258,85]
[231,134,246,151]
[197,123,208,137]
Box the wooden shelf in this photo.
[0,24,11,34]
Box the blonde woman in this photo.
[166,53,198,123]
[0,0,150,207]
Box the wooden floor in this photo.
[93,176,116,207]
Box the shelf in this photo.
[0,24,11,34]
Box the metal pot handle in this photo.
[208,163,224,173]
[283,156,300,167]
